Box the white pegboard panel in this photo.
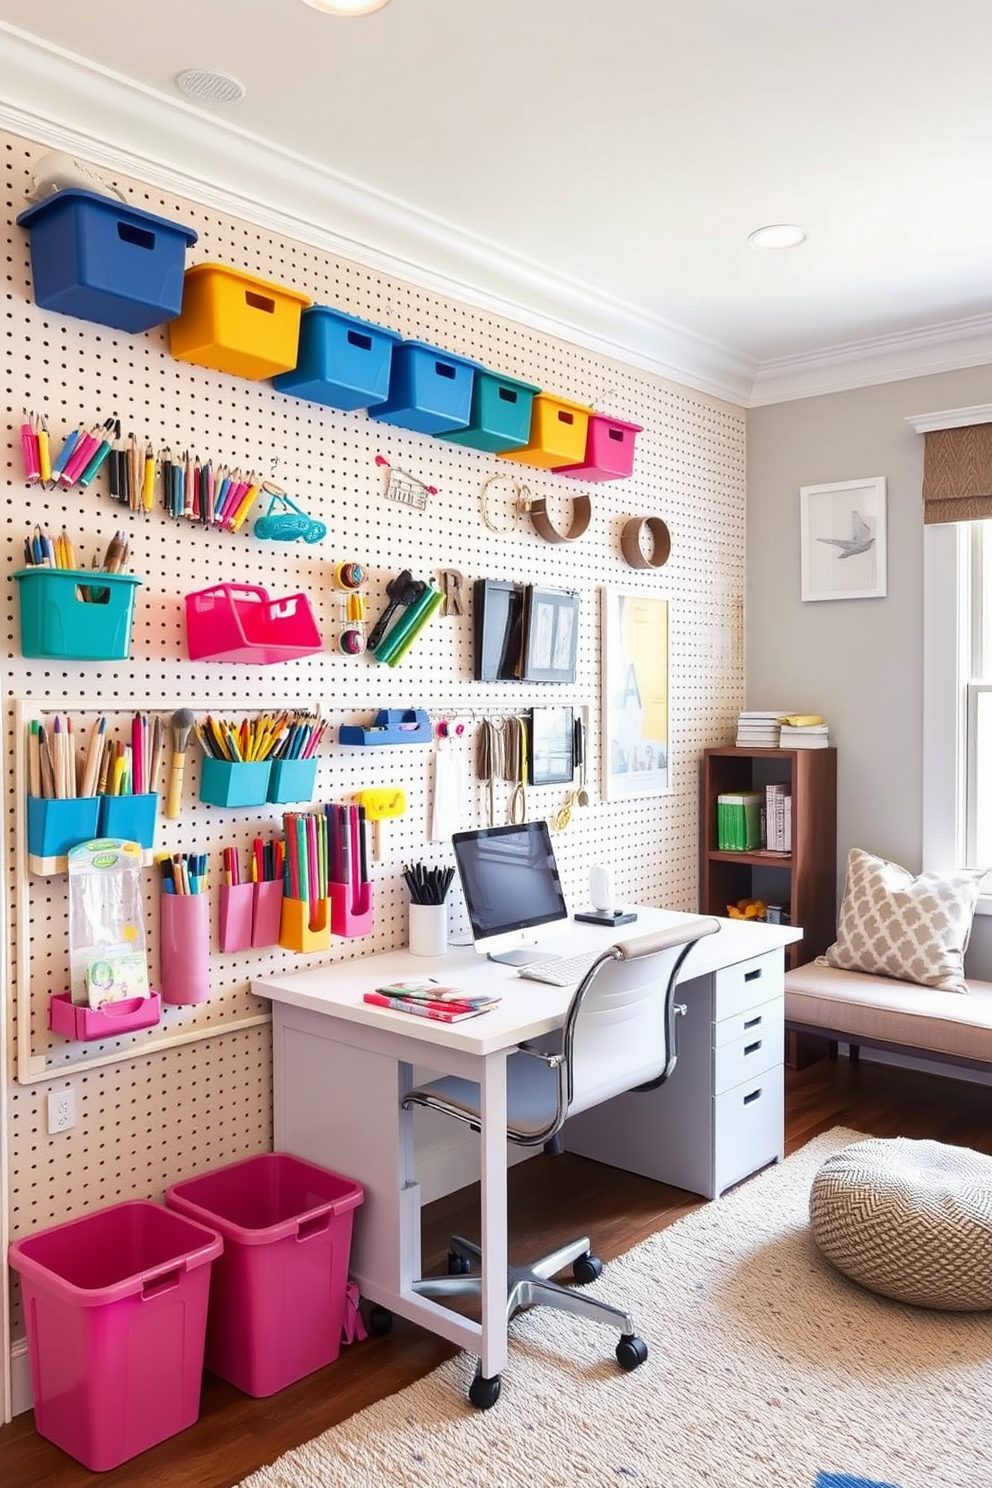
[1,123,745,1251]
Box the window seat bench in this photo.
[784,960,992,1071]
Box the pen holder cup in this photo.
[27,795,101,871]
[267,757,318,805]
[97,793,159,850]
[199,757,272,808]
[219,882,254,953]
[49,990,162,1042]
[279,896,331,953]
[13,569,143,661]
[160,892,211,1005]
[408,901,448,957]
[252,880,284,948]
[329,880,374,939]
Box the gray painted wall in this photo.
[746,366,992,977]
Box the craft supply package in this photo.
[67,839,150,1007]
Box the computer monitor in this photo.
[452,820,570,964]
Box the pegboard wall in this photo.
[0,125,745,1307]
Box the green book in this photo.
[716,791,763,851]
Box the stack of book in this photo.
[363,978,501,1023]
[735,710,795,748]
[779,720,830,749]
[716,790,763,851]
[764,782,792,851]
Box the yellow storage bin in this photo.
[169,263,312,381]
[497,393,592,469]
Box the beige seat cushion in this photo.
[824,848,985,994]
[810,1137,992,1309]
[784,961,992,1064]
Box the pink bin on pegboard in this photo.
[166,1152,364,1397]
[555,413,642,482]
[8,1200,222,1471]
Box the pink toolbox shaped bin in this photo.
[185,583,323,663]
[166,1152,364,1397]
[555,413,643,481]
[8,1199,222,1470]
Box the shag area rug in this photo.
[238,1129,992,1488]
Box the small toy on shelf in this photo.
[726,897,767,921]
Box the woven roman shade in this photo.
[922,423,992,524]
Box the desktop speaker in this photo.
[589,865,615,913]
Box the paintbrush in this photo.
[165,708,196,819]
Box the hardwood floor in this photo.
[4,1055,991,1488]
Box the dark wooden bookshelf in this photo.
[701,746,837,969]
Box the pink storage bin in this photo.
[556,413,642,482]
[184,583,323,663]
[166,1152,364,1397]
[8,1199,221,1471]
[49,990,162,1041]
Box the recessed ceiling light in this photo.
[302,0,392,14]
[175,69,246,103]
[748,224,808,250]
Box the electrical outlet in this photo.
[47,1088,75,1135]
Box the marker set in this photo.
[279,804,374,951]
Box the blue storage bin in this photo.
[439,369,542,452]
[17,190,198,333]
[368,339,479,435]
[272,306,401,410]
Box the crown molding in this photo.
[0,23,755,407]
[905,404,992,434]
[749,314,992,406]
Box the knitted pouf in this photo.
[809,1136,992,1310]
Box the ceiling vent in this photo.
[175,69,247,104]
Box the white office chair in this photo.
[401,915,721,1408]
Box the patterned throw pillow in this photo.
[824,848,985,994]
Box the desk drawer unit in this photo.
[563,948,786,1200]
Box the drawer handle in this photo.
[346,329,373,351]
[742,1088,762,1106]
[744,1040,762,1056]
[117,222,155,251]
[744,968,762,982]
[743,1015,762,1030]
[245,291,275,314]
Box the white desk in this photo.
[253,908,800,1385]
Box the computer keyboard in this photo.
[516,951,602,987]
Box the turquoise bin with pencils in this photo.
[13,569,142,661]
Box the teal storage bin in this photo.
[272,306,401,411]
[368,339,479,435]
[13,569,142,661]
[98,793,159,850]
[27,796,101,863]
[16,189,198,334]
[199,757,272,808]
[439,370,541,452]
[267,757,318,804]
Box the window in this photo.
[923,521,992,906]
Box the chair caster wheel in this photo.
[616,1333,648,1371]
[468,1371,502,1410]
[447,1250,473,1275]
[368,1305,393,1336]
[572,1252,602,1284]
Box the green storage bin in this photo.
[439,370,541,452]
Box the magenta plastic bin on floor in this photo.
[165,1152,365,1397]
[8,1199,222,1471]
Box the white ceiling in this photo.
[2,0,992,405]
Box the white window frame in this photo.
[922,521,992,911]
